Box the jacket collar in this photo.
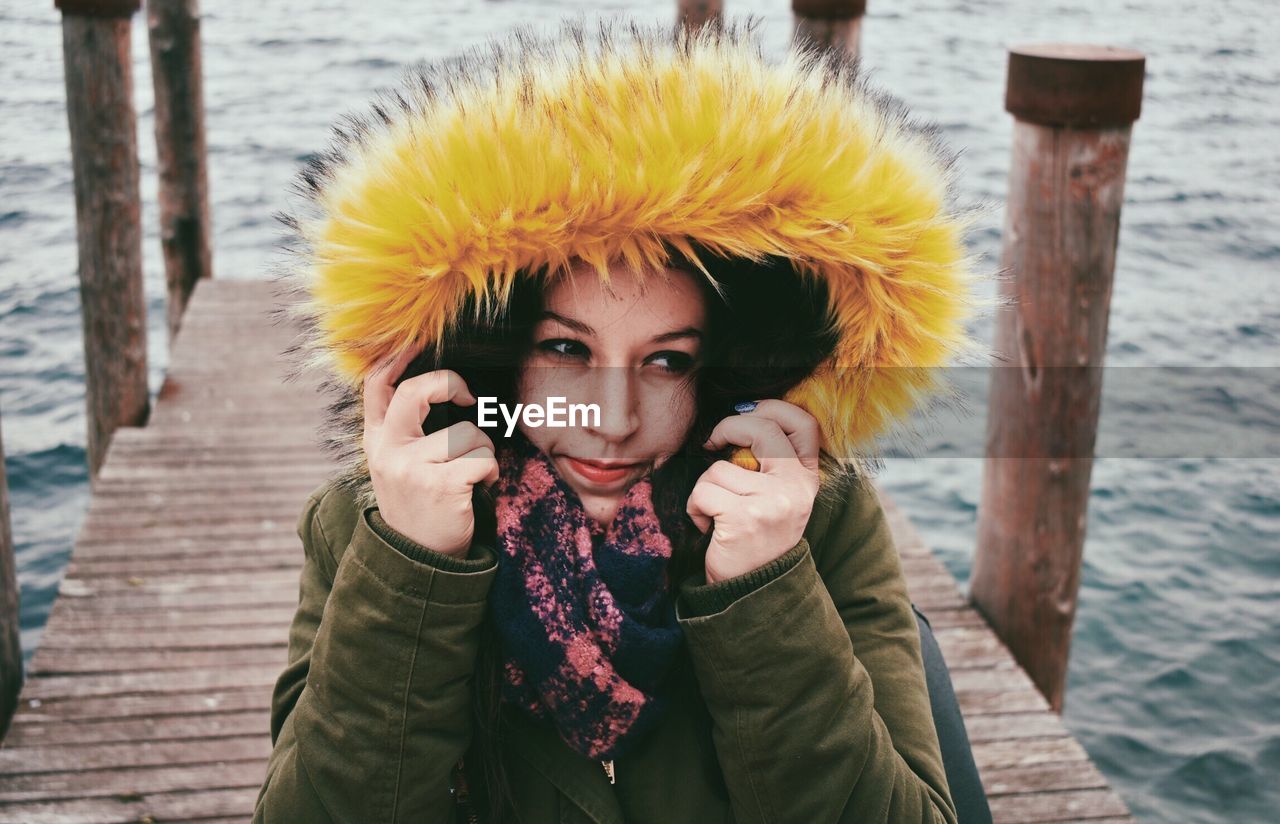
[504,707,626,824]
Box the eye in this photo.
[537,338,590,361]
[647,351,696,374]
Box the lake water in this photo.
[1,1,1277,821]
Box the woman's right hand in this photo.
[362,348,500,558]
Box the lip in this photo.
[560,455,642,487]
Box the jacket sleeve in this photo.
[674,473,958,824]
[254,482,499,823]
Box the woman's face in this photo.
[515,260,707,526]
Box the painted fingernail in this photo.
[734,400,758,414]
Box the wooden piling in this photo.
[147,0,213,341]
[970,44,1146,713]
[0,409,18,740]
[55,0,151,483]
[676,0,723,35]
[792,0,866,59]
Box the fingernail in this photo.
[733,400,758,414]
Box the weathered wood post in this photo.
[676,0,723,35]
[970,45,1146,713]
[792,0,866,59]
[0,409,19,739]
[147,0,213,341]
[55,0,151,483]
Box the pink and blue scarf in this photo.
[490,429,687,761]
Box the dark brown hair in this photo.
[398,240,839,821]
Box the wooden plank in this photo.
[71,523,302,544]
[980,761,1110,796]
[0,758,265,804]
[0,735,266,774]
[4,710,268,747]
[79,508,317,532]
[0,786,259,824]
[98,447,326,465]
[971,737,1089,771]
[57,569,299,594]
[957,689,1051,715]
[18,665,278,701]
[905,583,969,612]
[986,788,1131,822]
[35,626,286,651]
[108,436,321,451]
[962,712,1066,743]
[933,625,1017,668]
[67,553,302,578]
[73,535,304,557]
[109,426,329,445]
[95,457,333,474]
[29,645,285,677]
[78,478,325,497]
[39,589,299,613]
[86,485,322,504]
[914,606,990,629]
[96,464,333,484]
[11,687,269,724]
[44,605,297,632]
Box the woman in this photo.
[258,16,992,824]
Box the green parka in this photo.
[253,468,957,823]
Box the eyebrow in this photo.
[539,311,703,344]
[539,311,594,336]
[652,326,703,344]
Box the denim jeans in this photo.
[912,603,994,824]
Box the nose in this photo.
[583,367,641,445]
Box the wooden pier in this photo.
[0,279,1134,822]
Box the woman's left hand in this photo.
[688,399,823,584]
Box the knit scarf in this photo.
[489,429,687,761]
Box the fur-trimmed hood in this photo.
[273,16,991,508]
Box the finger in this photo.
[686,478,739,533]
[383,369,477,441]
[409,421,494,464]
[704,414,800,476]
[363,348,418,430]
[451,445,500,488]
[733,399,822,472]
[687,508,712,535]
[699,459,770,496]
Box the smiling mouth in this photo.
[559,455,644,486]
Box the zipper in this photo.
[452,757,480,824]
[601,759,615,784]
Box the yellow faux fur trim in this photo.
[277,16,991,497]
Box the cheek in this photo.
[517,421,558,458]
[514,363,568,452]
[515,359,548,403]
[516,358,581,406]
[640,382,698,443]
